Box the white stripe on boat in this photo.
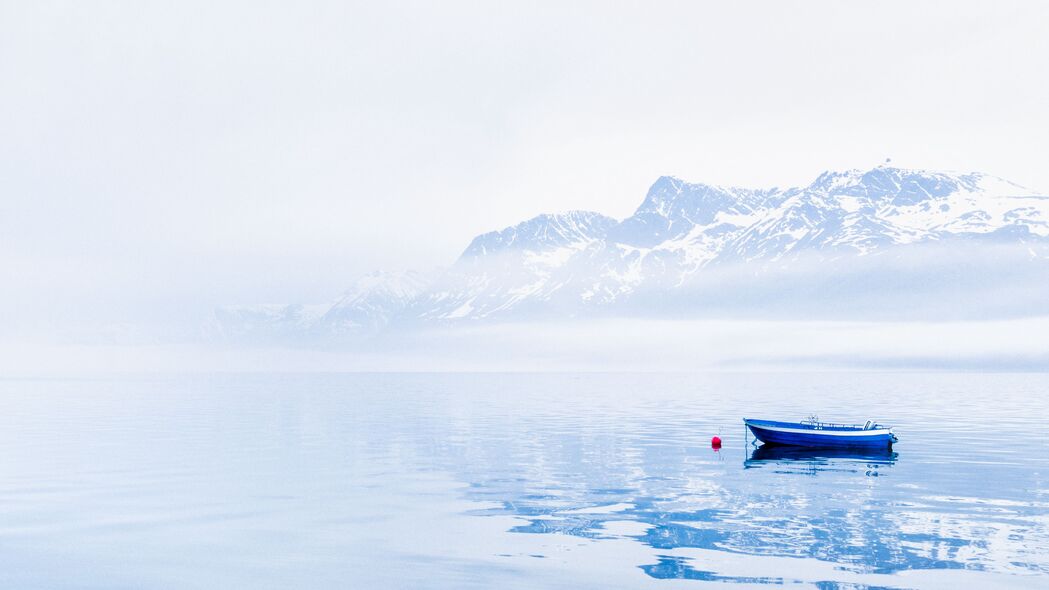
[748,423,893,437]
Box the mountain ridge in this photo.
[211,166,1049,340]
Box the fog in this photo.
[5,229,1049,373]
[3,316,1048,375]
[3,2,1049,372]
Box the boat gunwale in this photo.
[743,418,894,435]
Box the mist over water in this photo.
[5,314,1049,374]
[5,237,1049,374]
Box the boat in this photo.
[743,416,898,449]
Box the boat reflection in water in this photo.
[745,444,898,476]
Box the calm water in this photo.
[0,373,1047,589]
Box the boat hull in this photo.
[745,419,896,449]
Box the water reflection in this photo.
[450,374,1049,583]
[642,556,785,584]
[745,444,898,476]
[0,373,1047,588]
[468,426,1044,582]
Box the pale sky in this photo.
[2,1,1048,329]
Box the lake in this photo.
[0,372,1046,588]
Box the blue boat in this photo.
[744,417,898,449]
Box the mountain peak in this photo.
[335,270,433,306]
[460,210,617,259]
[647,175,686,196]
[805,166,991,205]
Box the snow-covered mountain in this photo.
[210,303,331,343]
[412,211,618,320]
[210,271,433,342]
[315,270,433,335]
[211,166,1049,340]
[416,166,1048,321]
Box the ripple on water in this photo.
[0,372,1046,587]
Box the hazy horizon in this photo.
[4,2,1049,372]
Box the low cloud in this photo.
[4,316,1047,374]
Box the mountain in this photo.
[210,166,1049,340]
[412,211,618,321]
[418,166,1048,321]
[210,271,433,343]
[315,270,433,336]
[209,303,331,343]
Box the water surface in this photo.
[0,373,1046,588]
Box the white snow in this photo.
[445,299,475,319]
[217,167,1049,327]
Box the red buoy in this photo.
[711,436,722,448]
